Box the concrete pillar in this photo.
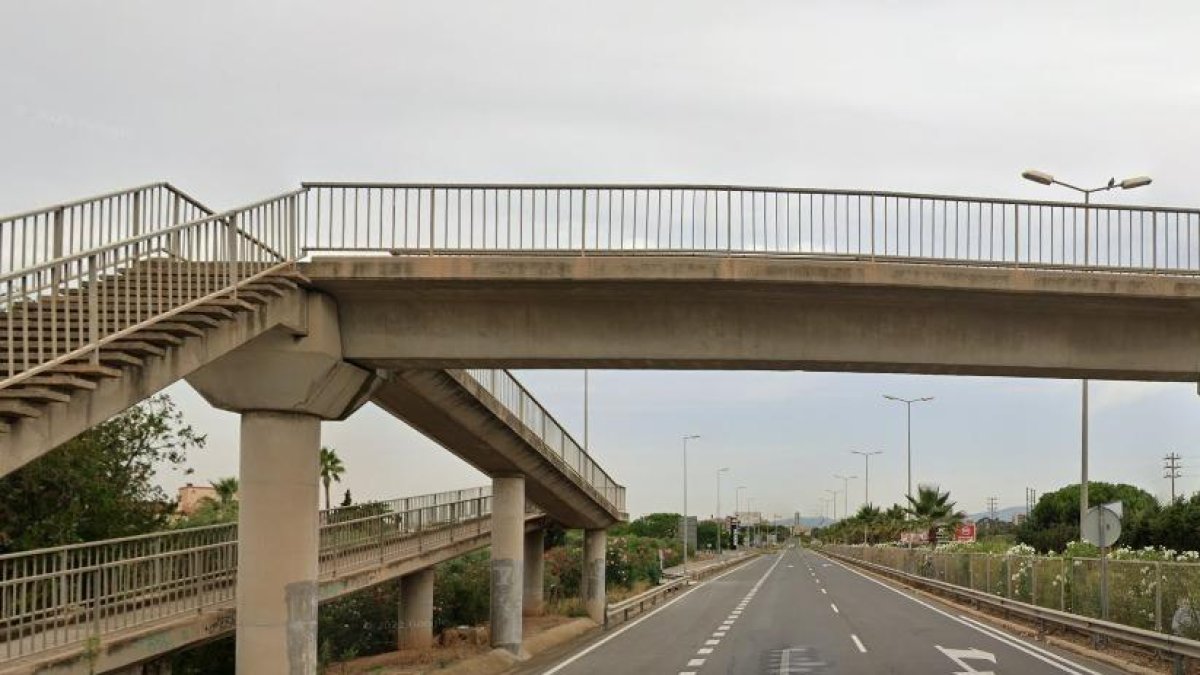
[186,293,376,675]
[398,568,435,649]
[523,529,545,616]
[237,411,321,673]
[582,529,607,624]
[490,474,525,653]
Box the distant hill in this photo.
[967,505,1027,523]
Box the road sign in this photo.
[1081,502,1122,548]
[954,523,977,542]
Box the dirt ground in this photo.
[325,615,575,674]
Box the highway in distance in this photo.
[521,546,1124,675]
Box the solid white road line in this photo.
[539,556,766,675]
[957,614,1103,675]
[851,634,867,653]
[819,553,1097,675]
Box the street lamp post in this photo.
[883,395,934,503]
[1021,169,1152,535]
[851,450,883,507]
[834,474,858,518]
[736,485,747,549]
[681,434,700,574]
[825,489,840,521]
[716,467,729,556]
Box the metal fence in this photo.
[299,183,1200,273]
[458,369,625,513]
[0,486,511,663]
[825,545,1200,639]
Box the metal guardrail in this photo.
[458,369,625,513]
[604,552,758,628]
[822,547,1200,672]
[299,183,1200,274]
[0,486,510,663]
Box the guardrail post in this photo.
[1060,558,1066,611]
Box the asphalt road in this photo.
[522,546,1126,675]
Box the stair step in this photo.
[150,322,206,338]
[22,374,99,391]
[203,298,257,312]
[0,400,42,419]
[0,352,144,369]
[170,314,223,328]
[128,331,184,346]
[0,387,71,403]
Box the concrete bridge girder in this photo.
[303,256,1200,381]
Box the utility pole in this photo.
[851,450,883,508]
[1164,452,1183,503]
[1024,487,1037,519]
[986,496,998,534]
[883,396,934,503]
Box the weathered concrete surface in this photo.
[304,256,1200,381]
[0,288,307,478]
[397,568,435,650]
[490,475,525,654]
[370,370,620,529]
[523,529,545,616]
[581,529,607,624]
[187,292,374,675]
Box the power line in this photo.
[986,496,998,533]
[1164,452,1183,503]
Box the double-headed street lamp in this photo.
[716,467,729,556]
[851,450,883,508]
[833,474,858,518]
[1021,169,1152,535]
[682,434,700,573]
[883,395,934,503]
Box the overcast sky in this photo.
[4,1,1200,520]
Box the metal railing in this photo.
[0,187,301,390]
[0,486,516,663]
[824,545,1200,640]
[299,183,1200,273]
[823,547,1200,672]
[457,369,625,513]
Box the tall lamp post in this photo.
[851,450,883,507]
[834,474,858,519]
[681,434,700,574]
[716,467,729,556]
[883,395,934,503]
[1020,169,1152,534]
[735,485,747,549]
[825,489,840,521]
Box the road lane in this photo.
[529,555,777,675]
[531,545,1127,674]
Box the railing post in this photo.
[428,188,436,255]
[225,215,238,293]
[132,190,143,237]
[581,189,587,256]
[1155,561,1163,632]
[87,255,100,365]
[168,194,182,258]
[869,195,876,261]
[1005,555,1012,598]
[1152,212,1159,271]
[1013,203,1020,267]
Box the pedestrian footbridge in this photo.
[0,487,542,674]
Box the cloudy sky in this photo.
[3,1,1200,520]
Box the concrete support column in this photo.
[397,568,435,649]
[186,293,377,675]
[582,529,607,624]
[523,529,545,616]
[237,411,321,674]
[490,474,525,653]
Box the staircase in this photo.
[0,184,306,474]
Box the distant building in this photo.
[177,483,218,516]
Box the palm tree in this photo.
[210,477,239,507]
[904,485,966,546]
[319,446,345,510]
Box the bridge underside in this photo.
[307,255,1200,382]
[371,370,621,528]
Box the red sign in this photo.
[954,523,977,542]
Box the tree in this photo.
[1017,481,1159,553]
[905,484,965,546]
[319,446,346,511]
[0,394,204,553]
[176,476,240,528]
[211,477,238,506]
